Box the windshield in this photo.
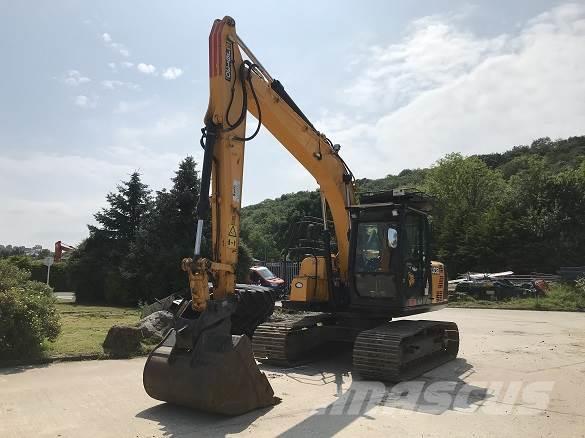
[256,267,276,279]
[354,222,395,273]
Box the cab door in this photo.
[401,213,431,305]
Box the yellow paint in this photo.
[431,261,446,303]
[289,256,331,302]
[201,16,355,299]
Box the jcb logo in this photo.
[225,42,233,81]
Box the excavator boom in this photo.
[196,17,356,303]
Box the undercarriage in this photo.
[253,308,459,381]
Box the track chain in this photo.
[252,312,331,366]
[353,320,459,382]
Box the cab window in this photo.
[355,222,392,273]
[403,214,427,288]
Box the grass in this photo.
[18,282,584,362]
[44,303,141,358]
[449,282,585,312]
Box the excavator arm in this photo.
[185,16,356,308]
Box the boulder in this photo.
[103,310,174,357]
[137,310,174,342]
[103,325,142,358]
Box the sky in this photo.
[1,0,584,248]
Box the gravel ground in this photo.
[1,308,584,438]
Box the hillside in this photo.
[240,136,585,274]
[355,136,585,193]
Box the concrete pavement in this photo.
[1,308,584,437]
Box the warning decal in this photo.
[227,224,237,248]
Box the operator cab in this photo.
[348,189,441,317]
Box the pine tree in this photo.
[126,158,202,301]
[90,172,152,244]
[70,172,151,304]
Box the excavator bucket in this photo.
[143,298,277,415]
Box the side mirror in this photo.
[387,228,398,248]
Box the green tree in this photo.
[423,153,506,275]
[236,242,253,283]
[70,172,152,304]
[125,157,202,302]
[493,158,585,272]
[91,171,152,243]
[0,245,26,258]
[240,190,322,260]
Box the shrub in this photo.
[0,260,61,359]
[544,281,585,311]
[576,277,585,295]
[236,242,253,283]
[5,256,72,292]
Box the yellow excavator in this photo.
[143,16,459,415]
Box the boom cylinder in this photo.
[194,125,217,257]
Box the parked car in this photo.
[249,266,285,289]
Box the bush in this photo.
[236,242,253,283]
[5,256,72,292]
[576,277,585,295]
[0,260,61,359]
[103,269,131,305]
[540,282,585,311]
[66,237,107,303]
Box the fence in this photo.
[558,267,585,282]
[264,261,300,289]
[500,273,562,284]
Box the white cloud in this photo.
[101,80,140,91]
[319,3,585,178]
[0,112,199,247]
[74,95,97,109]
[162,66,183,80]
[64,70,91,86]
[137,63,156,75]
[101,80,123,89]
[0,154,126,247]
[113,99,151,114]
[342,16,508,114]
[107,61,134,72]
[101,32,130,57]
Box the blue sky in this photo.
[1,0,584,248]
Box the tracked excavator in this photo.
[143,16,459,415]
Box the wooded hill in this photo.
[241,136,585,275]
[9,136,580,305]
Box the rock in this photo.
[137,310,174,341]
[140,294,177,318]
[103,325,142,358]
[103,310,174,357]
